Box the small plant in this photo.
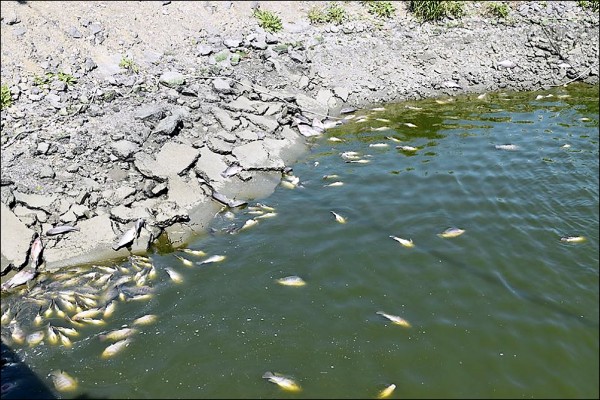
[253,8,283,33]
[1,84,12,109]
[326,3,347,25]
[119,57,140,74]
[214,51,229,63]
[57,72,77,86]
[33,72,54,86]
[486,2,509,19]
[408,1,464,21]
[364,1,396,19]
[578,0,599,11]
[308,7,328,24]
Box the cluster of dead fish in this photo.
[1,254,159,363]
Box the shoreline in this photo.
[1,1,599,286]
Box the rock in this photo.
[152,113,183,136]
[39,165,56,179]
[134,142,200,180]
[70,204,90,219]
[152,200,189,228]
[110,204,153,223]
[194,148,230,188]
[212,78,234,94]
[68,26,82,38]
[1,203,36,272]
[166,175,208,209]
[111,140,139,160]
[134,104,166,122]
[89,23,103,35]
[211,107,240,131]
[232,139,287,171]
[295,93,328,119]
[197,44,213,56]
[243,113,279,134]
[13,192,57,211]
[225,96,257,113]
[224,38,242,48]
[333,86,350,102]
[35,142,50,155]
[159,70,186,88]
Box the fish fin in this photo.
[262,371,274,379]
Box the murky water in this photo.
[2,84,598,399]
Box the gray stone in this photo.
[159,70,186,88]
[211,107,240,131]
[212,78,233,94]
[68,26,82,38]
[153,200,189,228]
[333,86,350,102]
[197,44,213,56]
[110,204,153,223]
[134,104,166,122]
[167,175,208,209]
[207,136,234,154]
[194,148,230,187]
[232,140,285,171]
[152,114,183,136]
[134,142,200,180]
[111,140,139,159]
[295,93,328,119]
[70,204,90,219]
[89,23,103,35]
[14,192,57,210]
[36,142,50,155]
[224,38,242,48]
[0,203,35,272]
[39,165,56,179]
[112,186,137,203]
[243,113,279,134]
[225,96,257,113]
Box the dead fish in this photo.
[323,174,340,180]
[325,181,344,187]
[174,254,194,267]
[561,144,571,149]
[30,236,44,267]
[165,267,183,283]
[212,191,247,208]
[560,236,586,243]
[477,93,487,100]
[438,227,465,238]
[373,126,391,131]
[376,311,412,328]
[240,219,259,231]
[103,301,117,318]
[113,225,137,251]
[181,248,207,257]
[396,145,418,152]
[26,330,45,347]
[371,107,386,112]
[369,143,389,148]
[79,318,106,326]
[405,105,423,110]
[59,332,73,347]
[331,211,347,224]
[328,136,344,142]
[257,203,276,212]
[495,144,519,151]
[72,308,102,321]
[347,159,370,164]
[256,212,277,219]
[221,163,243,178]
[99,327,137,342]
[385,136,401,143]
[1,267,38,291]
[280,180,297,190]
[101,338,132,359]
[403,122,417,128]
[198,255,227,265]
[297,124,322,137]
[55,326,79,337]
[49,370,78,392]
[344,114,356,120]
[132,314,158,326]
[375,118,390,123]
[46,225,80,236]
[1,306,12,325]
[46,325,59,345]
[276,276,306,287]
[34,308,44,326]
[341,151,360,160]
[340,107,356,114]
[389,235,415,248]
[377,384,397,399]
[262,371,302,392]
[323,119,342,129]
[10,321,26,344]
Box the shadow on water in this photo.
[1,341,56,399]
[428,249,600,330]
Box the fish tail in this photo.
[262,372,274,379]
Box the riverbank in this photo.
[1,1,598,284]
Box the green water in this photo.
[2,84,598,399]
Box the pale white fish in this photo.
[330,211,347,224]
[165,268,183,283]
[396,145,418,151]
[1,306,11,325]
[403,122,417,128]
[240,219,259,231]
[276,276,307,287]
[174,254,194,267]
[198,255,227,265]
[181,248,207,257]
[405,105,423,110]
[371,107,386,112]
[26,330,45,346]
[385,136,401,142]
[256,212,278,219]
[347,159,370,164]
[262,371,302,392]
[325,181,344,187]
[389,235,415,248]
[344,114,356,120]
[376,311,412,328]
[377,383,397,399]
[46,325,59,345]
[49,370,78,392]
[103,301,117,318]
[79,318,106,326]
[132,314,158,326]
[101,338,133,359]
[59,332,73,347]
[355,117,369,123]
[560,236,586,243]
[580,117,591,122]
[376,118,390,123]
[435,98,455,104]
[99,327,137,342]
[72,308,102,321]
[257,203,276,212]
[369,143,389,148]
[477,93,487,100]
[438,227,465,238]
[10,321,26,344]
[561,144,571,148]
[323,174,340,180]
[247,210,264,215]
[373,126,390,131]
[280,180,297,189]
[55,326,79,337]
[494,144,519,151]
[328,136,344,142]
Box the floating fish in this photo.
[101,338,132,359]
[1,306,11,325]
[341,151,360,160]
[347,159,370,164]
[369,143,389,148]
[181,248,207,257]
[240,219,259,231]
[46,325,59,345]
[340,107,356,114]
[377,383,397,399]
[46,225,80,236]
[10,321,26,344]
[560,236,586,243]
[371,107,386,112]
[389,235,415,248]
[55,326,79,337]
[257,203,276,212]
[376,118,390,123]
[405,105,423,110]
[79,318,106,326]
[561,144,571,148]
[262,371,302,392]
[438,227,465,238]
[174,254,194,267]
[59,332,73,347]
[280,180,297,190]
[477,93,487,100]
[376,311,412,328]
[396,145,418,152]
[325,181,344,187]
[212,191,247,208]
[256,212,278,219]
[373,126,390,131]
[132,314,158,326]
[403,122,417,128]
[99,328,137,342]
[331,211,347,224]
[323,174,340,180]
[26,330,45,347]
[34,308,44,326]
[1,267,38,291]
[49,370,78,392]
[494,144,519,151]
[199,255,227,265]
[72,308,102,321]
[276,276,306,287]
[385,136,401,143]
[165,268,183,283]
[328,136,344,142]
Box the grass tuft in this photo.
[363,1,396,19]
[408,1,464,21]
[1,84,12,109]
[253,8,283,33]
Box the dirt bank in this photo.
[1,1,598,285]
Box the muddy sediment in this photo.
[1,1,598,285]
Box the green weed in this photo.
[119,57,140,74]
[408,1,464,21]
[215,51,229,63]
[578,0,599,11]
[33,72,54,86]
[364,1,396,19]
[307,3,347,25]
[486,2,510,19]
[57,72,77,86]
[1,84,12,109]
[253,8,283,33]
